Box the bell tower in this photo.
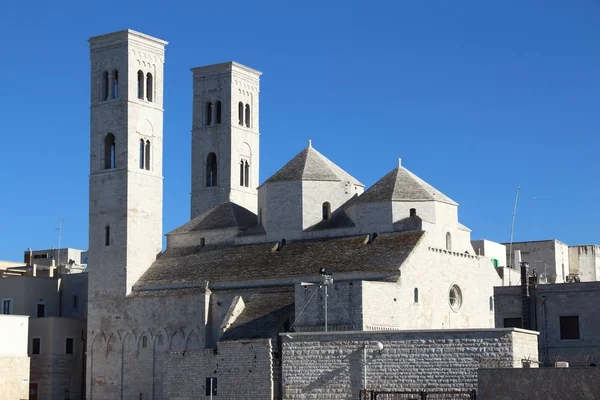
[190,62,261,218]
[88,30,167,298]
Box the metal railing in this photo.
[361,389,476,400]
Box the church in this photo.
[87,29,508,399]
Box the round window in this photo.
[449,284,462,311]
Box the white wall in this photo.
[0,315,29,356]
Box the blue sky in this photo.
[0,0,598,261]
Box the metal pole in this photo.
[324,283,328,332]
[210,378,213,400]
[509,185,520,268]
[363,345,367,390]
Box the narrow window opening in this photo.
[137,70,144,100]
[414,288,419,303]
[560,316,580,340]
[215,101,222,124]
[145,140,151,170]
[200,238,206,248]
[240,160,244,186]
[146,73,153,102]
[238,102,244,125]
[205,102,212,126]
[37,303,46,318]
[65,338,74,355]
[104,133,116,169]
[2,299,12,314]
[322,202,331,220]
[446,232,452,251]
[489,296,494,312]
[73,295,79,309]
[205,378,217,396]
[142,336,148,348]
[245,104,251,127]
[139,139,145,169]
[112,70,119,99]
[32,338,41,355]
[244,161,250,187]
[102,71,109,101]
[206,153,218,187]
[105,226,110,246]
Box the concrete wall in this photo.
[164,339,273,400]
[0,315,29,356]
[471,239,507,267]
[569,245,600,282]
[504,240,568,283]
[60,273,88,319]
[0,275,60,317]
[281,329,539,400]
[478,367,600,400]
[0,315,30,400]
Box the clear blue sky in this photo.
[0,0,598,261]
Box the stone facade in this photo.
[504,240,569,283]
[281,329,539,399]
[478,367,600,400]
[0,315,30,400]
[569,245,600,282]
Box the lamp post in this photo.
[363,341,384,390]
[319,268,333,332]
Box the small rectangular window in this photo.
[560,316,580,340]
[2,299,12,314]
[205,377,217,396]
[503,317,522,328]
[32,338,41,355]
[65,338,74,355]
[73,295,79,309]
[37,303,46,318]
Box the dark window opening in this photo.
[238,102,244,125]
[206,153,218,187]
[489,296,494,312]
[410,208,416,217]
[205,377,217,396]
[200,238,206,248]
[73,295,79,309]
[322,202,331,220]
[446,232,452,251]
[137,70,144,100]
[205,102,213,126]
[414,288,419,303]
[142,336,148,348]
[244,161,250,187]
[104,133,116,169]
[65,338,74,355]
[245,104,251,127]
[105,226,110,246]
[146,73,153,102]
[32,338,41,355]
[239,160,244,186]
[102,71,109,101]
[145,140,151,170]
[37,303,45,318]
[33,254,48,259]
[215,101,222,124]
[2,299,11,314]
[560,316,580,340]
[112,70,119,99]
[139,139,145,169]
[503,317,522,328]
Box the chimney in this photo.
[410,208,417,217]
[50,259,56,278]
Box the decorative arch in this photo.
[170,329,186,351]
[104,133,116,169]
[105,332,120,356]
[185,328,203,351]
[137,70,144,99]
[137,330,153,353]
[146,72,153,102]
[245,103,251,127]
[206,152,218,187]
[446,232,452,251]
[322,202,331,220]
[238,102,244,125]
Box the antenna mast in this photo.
[56,218,65,268]
[508,186,520,269]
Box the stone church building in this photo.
[87,29,507,399]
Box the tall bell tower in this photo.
[88,30,167,298]
[190,62,261,218]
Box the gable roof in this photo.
[356,165,457,205]
[134,230,424,291]
[262,145,363,187]
[168,202,257,235]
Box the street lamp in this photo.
[364,341,384,390]
[319,268,333,332]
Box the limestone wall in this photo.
[0,357,30,400]
[281,329,538,400]
[478,367,600,400]
[164,339,273,400]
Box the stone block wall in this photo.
[478,367,600,400]
[0,357,30,400]
[281,329,539,400]
[164,339,273,400]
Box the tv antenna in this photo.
[55,218,65,267]
[508,186,520,268]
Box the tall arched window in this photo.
[146,73,153,102]
[322,202,331,220]
[105,226,110,246]
[206,153,218,187]
[238,102,244,125]
[215,101,222,125]
[446,232,452,251]
[137,70,144,100]
[244,160,250,187]
[139,139,145,169]
[145,140,151,170]
[102,71,109,101]
[112,70,119,99]
[414,288,419,303]
[104,133,116,169]
[205,102,212,126]
[245,104,251,127]
[239,160,244,186]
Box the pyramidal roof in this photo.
[262,143,363,187]
[356,161,457,205]
[168,202,257,234]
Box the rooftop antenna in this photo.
[508,186,520,269]
[55,218,65,268]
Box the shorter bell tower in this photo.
[190,62,262,218]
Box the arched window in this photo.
[446,232,452,251]
[215,101,222,125]
[205,102,212,126]
[245,104,251,127]
[206,153,218,187]
[104,133,116,169]
[414,288,419,303]
[145,140,151,170]
[105,226,110,246]
[137,71,144,100]
[146,73,153,102]
[238,102,244,125]
[102,71,109,101]
[244,160,250,187]
[139,139,145,169]
[322,202,331,220]
[489,296,494,312]
[239,160,244,186]
[112,70,119,99]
